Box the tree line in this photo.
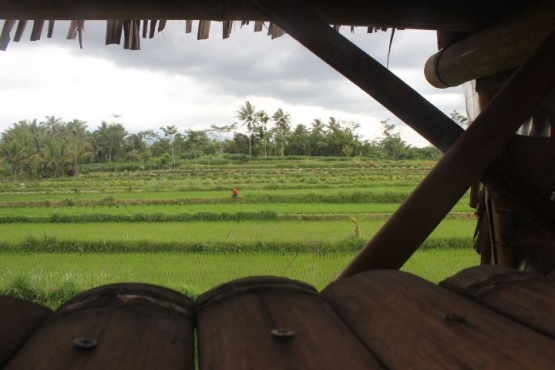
[0,102,443,180]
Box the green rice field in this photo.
[0,158,480,307]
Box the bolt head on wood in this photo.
[271,328,295,340]
[73,338,98,350]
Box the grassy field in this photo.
[0,219,475,244]
[0,248,478,307]
[0,202,474,218]
[0,158,480,307]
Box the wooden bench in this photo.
[2,266,555,369]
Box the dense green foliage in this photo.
[0,104,444,181]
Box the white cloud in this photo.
[0,20,464,147]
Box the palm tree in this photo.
[41,139,72,177]
[256,112,270,157]
[40,115,65,139]
[0,120,36,181]
[310,118,327,156]
[0,131,25,181]
[236,101,261,156]
[66,119,94,175]
[272,108,291,157]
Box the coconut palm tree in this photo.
[40,115,65,139]
[236,101,261,156]
[256,112,270,157]
[66,119,94,175]
[0,131,26,181]
[0,120,35,181]
[309,118,327,156]
[272,108,291,157]
[41,138,72,177]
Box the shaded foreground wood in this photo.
[5,283,195,370]
[322,270,555,369]
[441,265,555,338]
[196,276,382,370]
[3,268,555,368]
[0,296,51,367]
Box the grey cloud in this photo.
[2,19,462,139]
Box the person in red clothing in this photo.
[231,188,239,200]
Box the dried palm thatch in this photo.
[473,90,555,274]
[1,19,392,51]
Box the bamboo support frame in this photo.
[248,0,555,278]
[247,0,555,246]
[336,29,555,277]
[425,0,555,88]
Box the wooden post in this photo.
[247,0,555,240]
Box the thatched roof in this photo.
[0,0,539,50]
[0,19,393,51]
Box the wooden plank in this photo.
[248,0,555,246]
[0,296,52,367]
[0,0,525,32]
[425,0,555,88]
[196,276,383,370]
[5,283,195,370]
[441,265,555,339]
[322,270,555,369]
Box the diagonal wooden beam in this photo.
[248,0,555,277]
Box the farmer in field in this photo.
[231,188,239,200]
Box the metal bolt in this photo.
[444,314,467,323]
[73,338,98,350]
[271,328,295,340]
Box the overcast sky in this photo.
[0,20,465,147]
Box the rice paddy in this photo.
[0,158,480,307]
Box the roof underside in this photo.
[0,0,538,31]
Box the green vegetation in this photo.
[0,144,479,308]
[0,105,442,182]
[0,248,477,308]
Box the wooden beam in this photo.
[247,0,555,276]
[425,0,555,88]
[0,0,530,32]
[247,0,555,241]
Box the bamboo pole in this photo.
[247,0,555,241]
[425,0,555,88]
